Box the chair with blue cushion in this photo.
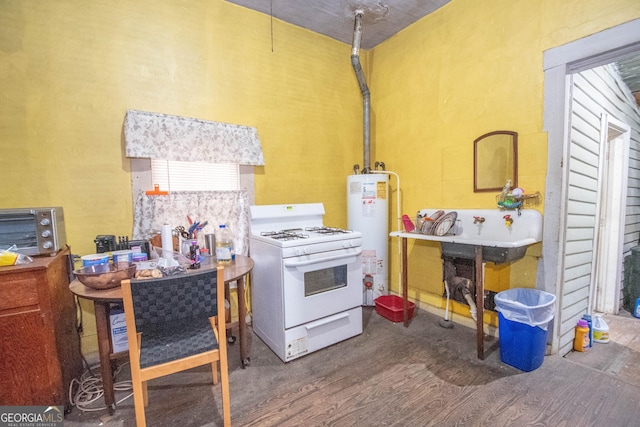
[121,267,230,427]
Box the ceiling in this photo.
[616,55,640,106]
[227,0,639,105]
[226,0,451,50]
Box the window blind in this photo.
[151,159,239,192]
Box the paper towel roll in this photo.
[161,224,173,256]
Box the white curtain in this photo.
[132,190,250,256]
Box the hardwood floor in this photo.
[64,307,640,426]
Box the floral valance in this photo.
[124,109,264,165]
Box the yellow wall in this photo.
[0,0,363,254]
[370,0,640,321]
[0,0,362,353]
[1,0,639,350]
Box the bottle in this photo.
[581,314,593,347]
[500,180,512,204]
[634,297,640,319]
[593,314,610,343]
[573,319,590,352]
[215,224,233,264]
[189,240,201,269]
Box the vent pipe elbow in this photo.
[351,56,370,97]
[351,11,369,96]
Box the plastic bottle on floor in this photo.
[593,315,610,343]
[634,297,640,319]
[573,319,590,352]
[581,314,593,347]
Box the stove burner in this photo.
[261,229,310,240]
[305,226,353,235]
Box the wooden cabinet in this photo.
[0,247,82,409]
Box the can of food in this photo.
[132,253,148,263]
[81,253,110,267]
[112,250,133,264]
[205,234,216,253]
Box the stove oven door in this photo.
[282,247,362,328]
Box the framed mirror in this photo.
[474,130,518,192]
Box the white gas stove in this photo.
[249,203,363,362]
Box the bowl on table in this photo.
[73,262,137,290]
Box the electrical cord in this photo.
[69,362,133,412]
[70,292,133,412]
[245,274,252,324]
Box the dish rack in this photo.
[496,191,542,210]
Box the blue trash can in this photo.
[495,288,556,372]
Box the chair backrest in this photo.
[128,269,220,334]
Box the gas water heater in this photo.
[347,173,389,306]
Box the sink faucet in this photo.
[473,216,485,224]
[503,214,513,227]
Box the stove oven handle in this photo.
[305,312,349,331]
[283,248,362,267]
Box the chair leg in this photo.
[142,380,148,407]
[211,360,219,385]
[131,377,147,427]
[219,357,231,427]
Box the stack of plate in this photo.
[419,210,457,236]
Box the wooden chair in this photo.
[121,267,230,427]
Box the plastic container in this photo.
[498,312,549,371]
[499,180,512,204]
[582,314,593,347]
[593,315,610,343]
[374,295,415,323]
[81,253,110,267]
[634,297,640,319]
[495,288,556,371]
[132,253,148,262]
[574,319,590,352]
[181,238,193,256]
[215,224,233,264]
[111,249,133,264]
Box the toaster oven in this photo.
[0,207,67,256]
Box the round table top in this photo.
[69,254,254,302]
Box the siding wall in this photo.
[559,64,640,355]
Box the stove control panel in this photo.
[281,238,362,259]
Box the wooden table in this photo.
[69,255,254,412]
[391,233,487,360]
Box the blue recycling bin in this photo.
[495,288,556,372]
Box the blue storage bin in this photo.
[498,312,548,371]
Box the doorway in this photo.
[542,18,640,356]
[592,115,631,314]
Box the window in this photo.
[151,159,239,192]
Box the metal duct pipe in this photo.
[351,10,371,173]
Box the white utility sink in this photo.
[390,208,543,264]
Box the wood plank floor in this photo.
[64,307,640,426]
[564,309,640,389]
